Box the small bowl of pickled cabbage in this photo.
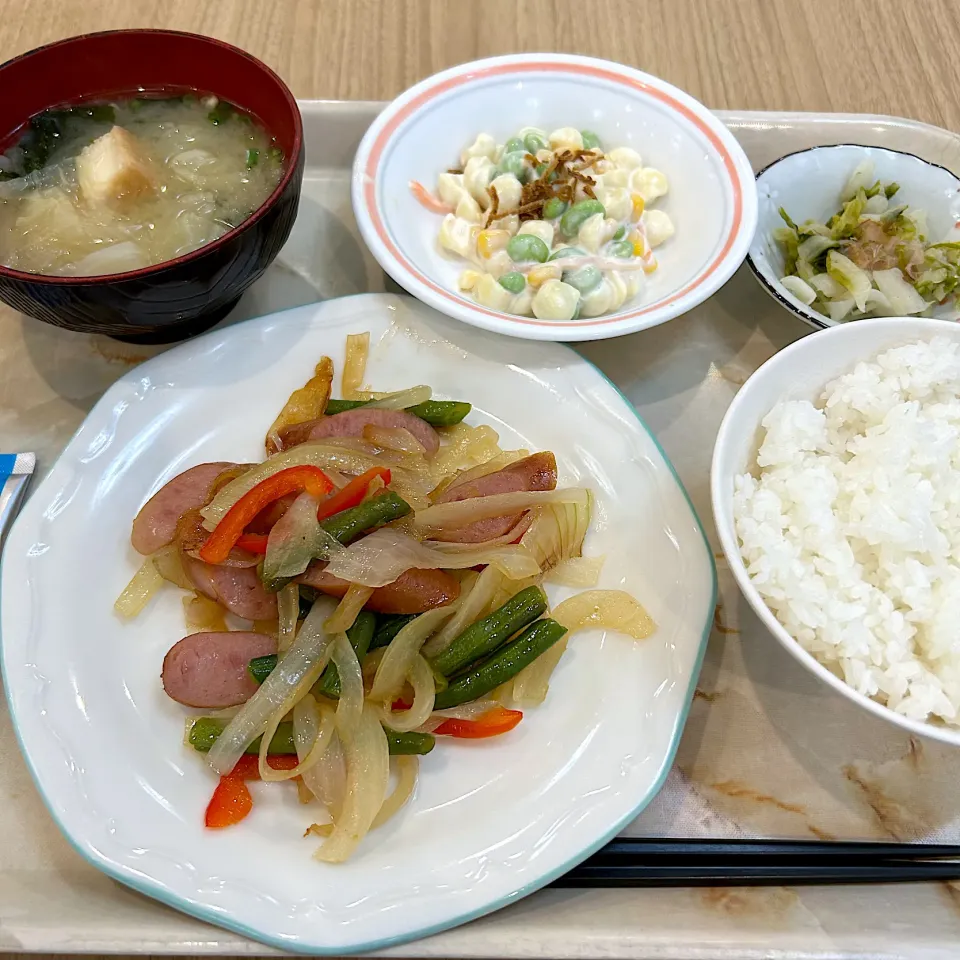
[353,54,757,342]
[748,145,960,329]
[0,30,304,343]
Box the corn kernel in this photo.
[642,256,659,275]
[631,193,645,220]
[527,264,562,288]
[477,229,510,259]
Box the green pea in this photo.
[563,264,602,294]
[507,234,550,263]
[613,224,627,241]
[560,199,605,238]
[498,271,526,294]
[503,137,525,155]
[498,152,528,181]
[609,239,634,258]
[581,130,602,150]
[524,132,547,154]
[543,197,568,220]
[548,246,587,261]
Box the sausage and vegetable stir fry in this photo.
[116,332,656,862]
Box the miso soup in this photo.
[0,93,285,277]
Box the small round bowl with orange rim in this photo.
[352,54,757,342]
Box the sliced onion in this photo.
[362,647,386,688]
[265,355,334,455]
[431,700,499,721]
[182,593,228,632]
[330,632,364,740]
[259,690,335,782]
[324,527,539,587]
[421,564,502,658]
[313,703,389,863]
[301,714,346,818]
[207,596,338,775]
[114,557,163,618]
[325,584,375,633]
[371,756,418,830]
[551,589,656,640]
[201,443,411,528]
[378,655,435,731]
[342,332,370,399]
[264,492,341,582]
[511,638,568,706]
[153,544,193,589]
[277,583,300,653]
[370,603,460,702]
[544,555,605,587]
[363,424,427,455]
[415,488,589,531]
[366,385,431,410]
[512,591,656,706]
[433,423,504,477]
[521,495,591,573]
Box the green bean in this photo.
[548,246,587,261]
[560,199,606,238]
[498,153,528,181]
[542,197,568,220]
[406,400,472,427]
[609,239,635,258]
[498,271,526,294]
[323,397,471,427]
[430,585,547,677]
[245,148,260,169]
[524,132,547,154]
[507,234,550,263]
[563,265,603,294]
[189,716,433,756]
[433,619,568,709]
[885,182,901,199]
[208,102,234,125]
[384,728,436,755]
[321,491,410,544]
[314,611,376,699]
[503,137,524,155]
[249,654,277,684]
[581,130,602,150]
[370,613,418,650]
[189,717,296,754]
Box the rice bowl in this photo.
[712,317,960,746]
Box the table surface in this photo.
[1,2,958,959]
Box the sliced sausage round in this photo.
[183,554,278,621]
[162,631,277,708]
[278,408,440,456]
[432,452,558,543]
[132,462,233,555]
[297,563,460,614]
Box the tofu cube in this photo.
[77,126,156,206]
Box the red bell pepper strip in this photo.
[316,467,391,523]
[199,465,333,564]
[203,755,301,829]
[205,777,253,828]
[235,532,269,554]
[433,706,523,739]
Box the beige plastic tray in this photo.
[2,103,960,959]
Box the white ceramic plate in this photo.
[1,294,715,953]
[748,144,960,328]
[352,54,757,342]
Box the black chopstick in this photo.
[551,860,960,888]
[590,838,960,861]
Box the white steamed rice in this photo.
[733,336,960,726]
